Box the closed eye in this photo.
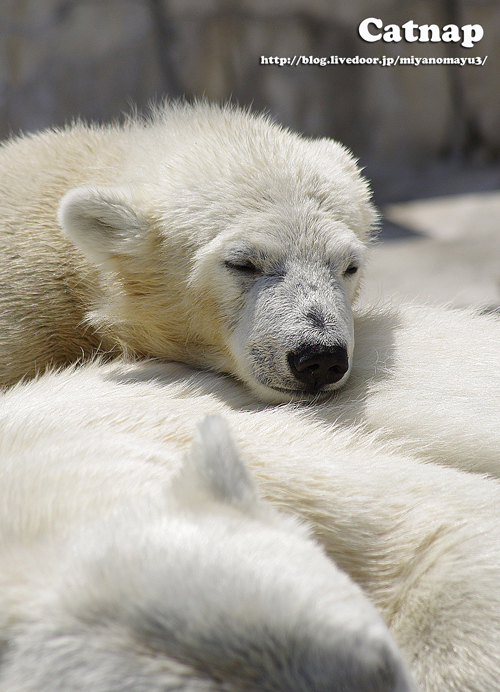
[224,259,258,274]
[344,264,359,276]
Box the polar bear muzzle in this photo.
[287,343,349,388]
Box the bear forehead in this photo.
[141,115,361,213]
[151,166,367,251]
[219,208,365,258]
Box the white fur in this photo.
[326,299,500,476]
[0,413,414,692]
[58,185,147,265]
[0,102,375,397]
[1,339,500,691]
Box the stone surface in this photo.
[385,191,500,241]
[363,192,500,310]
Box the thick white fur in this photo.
[328,299,500,476]
[0,414,415,692]
[0,102,375,398]
[1,337,500,691]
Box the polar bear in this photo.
[1,359,500,692]
[0,414,415,692]
[322,299,500,477]
[0,102,375,399]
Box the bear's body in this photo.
[1,356,499,691]
[0,412,415,692]
[326,300,500,476]
[0,103,374,400]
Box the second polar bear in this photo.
[0,413,414,692]
[1,358,500,691]
[0,102,375,399]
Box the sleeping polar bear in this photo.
[324,299,500,477]
[0,414,415,692]
[0,101,375,399]
[1,357,500,692]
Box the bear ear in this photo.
[58,186,147,265]
[171,415,262,515]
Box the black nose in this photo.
[287,344,349,388]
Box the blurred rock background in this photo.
[1,0,499,309]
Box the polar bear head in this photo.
[59,104,376,402]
